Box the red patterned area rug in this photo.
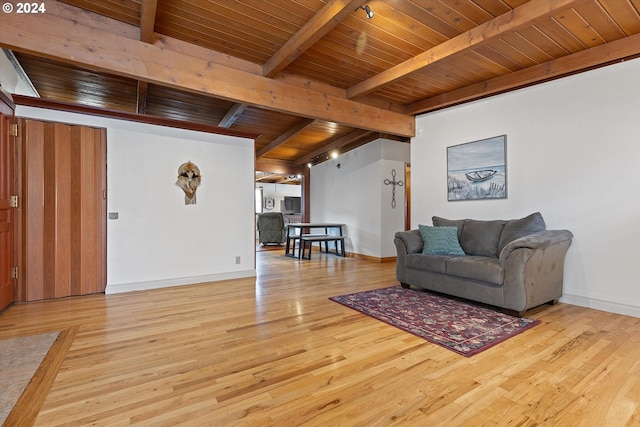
[330,286,540,357]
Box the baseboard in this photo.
[105,270,257,295]
[560,293,640,318]
[350,253,397,263]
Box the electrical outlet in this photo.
[235,256,241,264]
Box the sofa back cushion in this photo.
[498,212,546,254]
[459,219,506,257]
[432,216,465,240]
[418,225,465,255]
[430,213,546,257]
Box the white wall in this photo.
[15,106,257,294]
[258,183,301,213]
[311,139,410,258]
[413,57,640,317]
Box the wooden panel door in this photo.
[18,119,106,301]
[0,95,16,310]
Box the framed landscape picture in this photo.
[447,135,507,201]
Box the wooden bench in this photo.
[285,234,328,258]
[299,235,346,260]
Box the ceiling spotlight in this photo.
[357,4,374,19]
[331,150,339,159]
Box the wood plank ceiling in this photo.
[2,0,640,183]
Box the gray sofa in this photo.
[394,213,573,316]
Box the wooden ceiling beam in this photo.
[154,37,262,76]
[0,0,415,138]
[139,0,158,43]
[255,172,281,182]
[406,32,640,115]
[274,175,301,185]
[136,81,148,114]
[218,103,248,128]
[346,0,582,99]
[37,0,260,76]
[33,0,139,39]
[256,119,315,159]
[255,159,301,175]
[263,0,363,78]
[136,0,157,115]
[12,94,258,139]
[293,129,375,166]
[261,0,361,149]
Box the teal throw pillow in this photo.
[418,225,465,255]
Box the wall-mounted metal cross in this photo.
[384,169,404,209]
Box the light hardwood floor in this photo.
[2,249,640,426]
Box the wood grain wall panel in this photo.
[22,120,45,301]
[54,123,72,299]
[72,126,106,296]
[19,119,106,302]
[69,126,81,296]
[42,123,55,299]
[87,134,98,292]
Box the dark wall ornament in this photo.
[176,161,201,205]
[384,169,404,209]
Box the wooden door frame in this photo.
[254,161,308,222]
[0,90,16,310]
[404,162,411,231]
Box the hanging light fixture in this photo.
[356,4,374,19]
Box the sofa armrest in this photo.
[499,229,573,265]
[500,229,573,312]
[394,230,423,255]
[394,230,423,286]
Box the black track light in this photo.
[356,4,374,19]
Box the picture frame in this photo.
[447,135,507,201]
[264,197,275,210]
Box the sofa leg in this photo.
[400,282,410,289]
[549,299,559,305]
[502,308,526,318]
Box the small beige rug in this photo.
[0,331,59,425]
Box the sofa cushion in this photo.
[432,216,465,240]
[405,253,449,274]
[498,212,546,254]
[446,256,505,285]
[418,225,465,255]
[459,219,506,257]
